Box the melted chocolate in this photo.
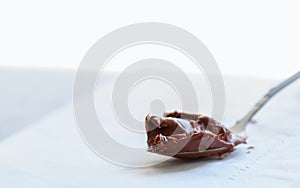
[145,111,246,158]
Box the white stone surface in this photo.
[0,71,299,188]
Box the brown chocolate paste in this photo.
[145,111,246,158]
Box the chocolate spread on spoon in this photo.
[145,111,246,158]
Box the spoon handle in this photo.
[231,70,300,137]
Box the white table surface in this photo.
[0,71,299,188]
[0,67,73,140]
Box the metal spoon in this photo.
[167,70,300,158]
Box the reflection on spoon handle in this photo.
[231,70,300,138]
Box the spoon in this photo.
[166,70,300,158]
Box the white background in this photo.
[1,0,300,78]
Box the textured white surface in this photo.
[0,74,299,188]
